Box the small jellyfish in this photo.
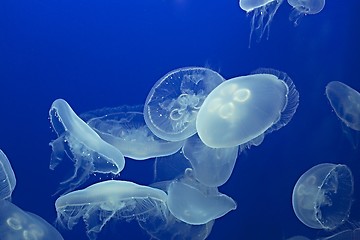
[0,149,16,201]
[287,0,325,25]
[144,67,225,142]
[286,236,311,240]
[196,69,299,148]
[55,180,168,240]
[167,168,237,225]
[182,134,239,187]
[239,0,284,44]
[292,163,354,230]
[0,199,64,240]
[49,99,125,194]
[326,81,360,132]
[83,105,184,160]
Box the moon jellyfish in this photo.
[239,0,284,44]
[292,163,354,230]
[55,180,168,240]
[196,69,299,148]
[144,67,225,142]
[167,168,237,225]
[49,99,125,194]
[0,199,64,240]
[287,0,325,25]
[286,236,311,240]
[83,105,184,160]
[326,81,360,132]
[182,134,239,187]
[0,150,16,201]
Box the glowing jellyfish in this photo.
[0,199,64,240]
[49,99,125,194]
[196,69,299,148]
[55,180,168,240]
[239,0,284,43]
[167,168,237,225]
[84,105,184,160]
[144,67,225,142]
[287,0,325,25]
[182,134,239,187]
[0,150,16,201]
[292,163,354,230]
[326,81,360,132]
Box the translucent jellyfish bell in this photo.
[49,99,125,194]
[196,69,299,148]
[0,199,64,240]
[292,163,354,230]
[287,0,325,25]
[144,67,225,142]
[326,81,360,132]
[0,150,16,201]
[239,0,284,43]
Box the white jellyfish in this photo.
[49,99,125,194]
[0,149,16,201]
[196,69,299,148]
[239,0,284,44]
[287,0,325,25]
[144,67,224,142]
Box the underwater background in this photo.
[0,0,359,239]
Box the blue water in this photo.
[0,0,359,239]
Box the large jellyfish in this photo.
[0,199,64,240]
[0,149,16,201]
[49,99,125,194]
[196,69,299,148]
[144,67,225,142]
[83,105,184,160]
[239,0,284,43]
[287,0,325,25]
[182,134,239,187]
[292,163,354,230]
[325,81,360,132]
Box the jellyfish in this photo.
[239,0,284,44]
[166,168,237,225]
[55,180,169,240]
[83,105,184,160]
[49,99,125,194]
[286,236,311,240]
[196,69,299,148]
[316,228,360,239]
[144,67,225,142]
[182,134,239,187]
[325,81,360,132]
[0,199,64,240]
[0,149,16,201]
[287,0,325,25]
[292,163,354,230]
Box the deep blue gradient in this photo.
[0,0,359,239]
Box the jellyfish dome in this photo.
[326,81,360,131]
[0,149,16,201]
[239,0,284,43]
[287,0,325,25]
[196,69,299,148]
[144,67,225,142]
[292,163,354,230]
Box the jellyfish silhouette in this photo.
[0,150,16,201]
[239,0,284,44]
[287,0,325,25]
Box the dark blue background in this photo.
[0,0,359,239]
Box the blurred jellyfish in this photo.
[239,0,284,44]
[287,0,325,25]
[49,99,125,194]
[144,67,225,142]
[196,69,299,148]
[292,163,354,230]
[167,168,237,225]
[286,236,311,240]
[0,150,16,201]
[0,199,64,240]
[82,105,184,160]
[182,134,239,187]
